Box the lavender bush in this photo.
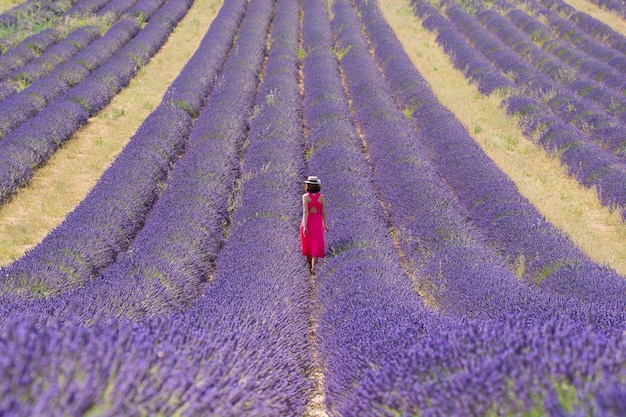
[0,25,101,101]
[0,17,140,140]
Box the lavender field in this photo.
[0,0,625,415]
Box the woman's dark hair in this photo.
[305,183,321,193]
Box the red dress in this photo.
[300,192,325,258]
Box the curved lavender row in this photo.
[0,0,170,139]
[65,0,111,16]
[474,6,626,157]
[584,0,626,17]
[333,0,564,322]
[0,0,248,301]
[540,0,626,56]
[0,17,140,140]
[31,0,272,320]
[0,0,192,206]
[0,29,61,81]
[503,4,626,98]
[432,0,626,217]
[96,0,139,18]
[0,26,101,102]
[0,1,313,414]
[359,0,626,322]
[441,0,626,160]
[418,3,514,95]
[127,0,167,21]
[517,0,626,74]
[304,1,626,414]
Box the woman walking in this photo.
[300,176,328,272]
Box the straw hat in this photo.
[304,176,321,185]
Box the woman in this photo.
[300,176,328,272]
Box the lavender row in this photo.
[0,0,74,54]
[0,0,192,206]
[0,28,62,80]
[301,0,432,409]
[0,0,170,139]
[0,0,248,302]
[38,0,272,321]
[441,0,626,160]
[420,0,626,217]
[0,25,101,102]
[536,0,626,57]
[502,1,626,97]
[0,1,313,413]
[473,3,626,158]
[0,17,140,139]
[512,0,626,74]
[583,0,626,17]
[304,1,626,414]
[126,0,167,21]
[365,0,626,313]
[65,0,112,17]
[96,0,139,18]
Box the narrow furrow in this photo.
[300,0,430,411]
[298,2,330,417]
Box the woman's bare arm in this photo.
[320,194,328,232]
[302,194,309,235]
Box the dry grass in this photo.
[0,0,222,265]
[379,0,626,276]
[0,0,21,13]
[563,0,626,35]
